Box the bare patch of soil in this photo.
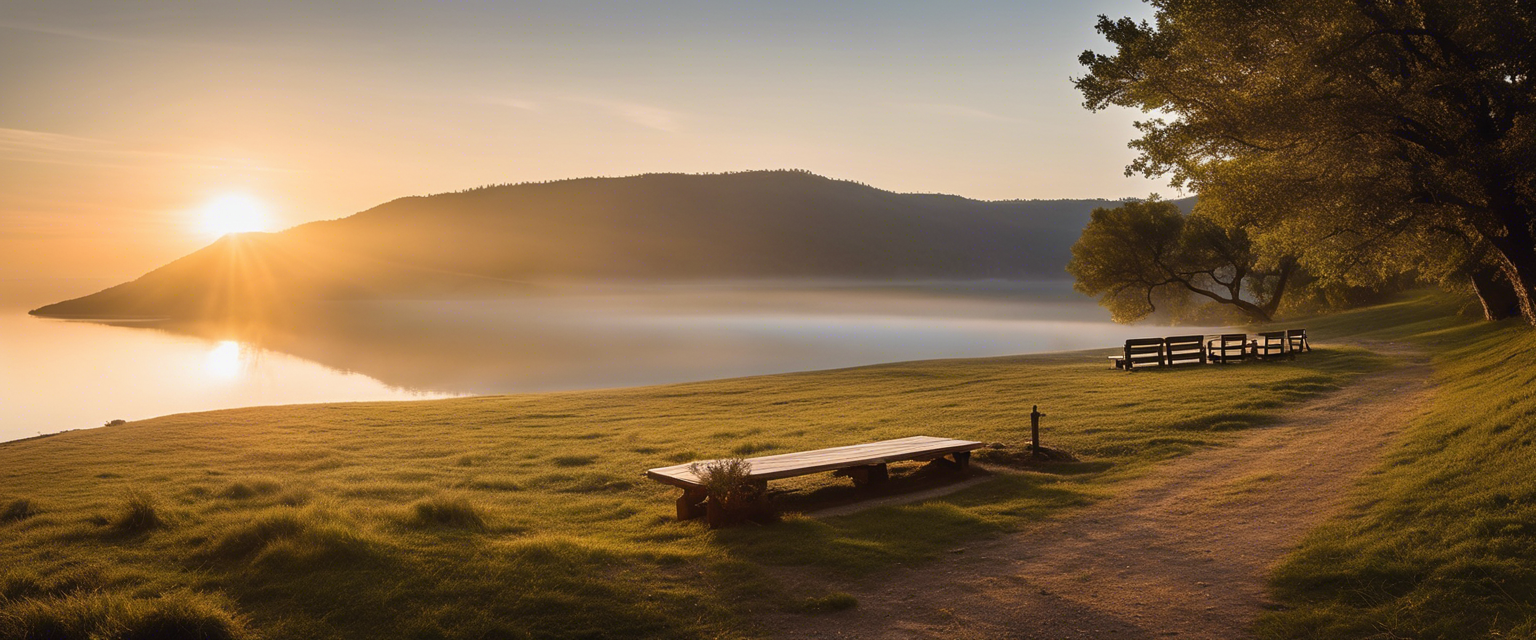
[762,342,1434,639]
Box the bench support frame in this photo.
[835,463,890,488]
[677,487,708,521]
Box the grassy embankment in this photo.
[1258,294,1536,638]
[0,312,1391,638]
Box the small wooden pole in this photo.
[1031,405,1046,454]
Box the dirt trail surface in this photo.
[765,342,1435,639]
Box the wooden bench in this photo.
[1287,328,1310,352]
[1254,330,1291,359]
[1207,333,1248,364]
[646,436,983,521]
[1108,337,1166,370]
[1163,335,1207,366]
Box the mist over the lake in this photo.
[0,279,1216,442]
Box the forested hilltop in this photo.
[32,170,1149,320]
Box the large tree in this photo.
[1075,0,1536,325]
[1067,199,1296,323]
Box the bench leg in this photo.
[952,451,971,471]
[676,487,708,521]
[838,463,889,488]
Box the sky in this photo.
[0,0,1167,281]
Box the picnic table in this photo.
[646,435,984,521]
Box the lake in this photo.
[0,280,1207,443]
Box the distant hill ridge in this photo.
[32,170,1168,319]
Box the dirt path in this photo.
[764,342,1435,639]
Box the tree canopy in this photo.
[1075,0,1536,325]
[1067,199,1295,323]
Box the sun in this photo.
[196,193,272,238]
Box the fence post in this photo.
[1031,405,1046,454]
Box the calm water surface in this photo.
[0,312,453,442]
[1,281,1211,443]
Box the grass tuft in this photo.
[407,495,487,530]
[2,498,40,523]
[112,488,162,532]
[210,512,308,561]
[275,489,311,507]
[730,442,779,456]
[0,590,253,640]
[218,478,282,500]
[551,454,597,467]
[207,509,379,570]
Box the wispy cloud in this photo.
[485,97,541,112]
[0,19,139,45]
[0,127,282,171]
[0,128,107,154]
[567,97,683,133]
[0,18,217,50]
[898,102,1020,123]
[482,95,680,132]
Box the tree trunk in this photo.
[1468,263,1520,321]
[1484,218,1536,327]
[1494,251,1536,327]
[1258,257,1297,319]
[1480,197,1536,327]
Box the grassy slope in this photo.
[0,324,1390,638]
[1259,294,1536,638]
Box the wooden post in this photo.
[953,450,971,471]
[1031,405,1046,454]
[677,487,708,521]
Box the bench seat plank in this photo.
[646,435,984,489]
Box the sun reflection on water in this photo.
[205,340,245,380]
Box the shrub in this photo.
[103,419,126,427]
[2,498,39,522]
[407,495,486,530]
[112,488,161,532]
[691,458,751,501]
[689,458,772,527]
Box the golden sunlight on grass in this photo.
[0,325,1392,637]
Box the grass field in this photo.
[1258,294,1536,639]
[0,299,1427,639]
